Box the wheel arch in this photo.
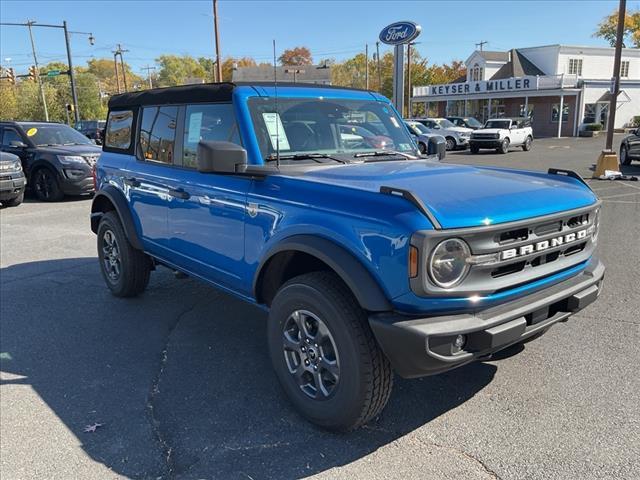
[90,185,143,250]
[254,235,392,312]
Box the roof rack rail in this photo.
[379,186,442,229]
[548,168,592,190]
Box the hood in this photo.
[473,128,504,135]
[447,126,473,135]
[34,144,102,155]
[297,161,597,229]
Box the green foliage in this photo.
[594,8,640,48]
[156,55,208,86]
[584,123,603,131]
[632,115,640,127]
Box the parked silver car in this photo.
[404,121,446,160]
[410,117,473,151]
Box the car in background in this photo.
[470,118,533,154]
[0,151,26,207]
[0,121,101,201]
[446,116,483,130]
[339,124,392,150]
[75,120,106,145]
[404,120,446,159]
[409,117,472,151]
[620,127,640,165]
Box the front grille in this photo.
[472,134,498,140]
[410,204,599,297]
[83,154,100,166]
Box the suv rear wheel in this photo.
[33,168,63,202]
[267,271,393,431]
[522,136,533,151]
[97,211,151,297]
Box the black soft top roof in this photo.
[107,82,369,109]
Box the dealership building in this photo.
[412,44,640,137]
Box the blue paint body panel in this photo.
[96,84,599,315]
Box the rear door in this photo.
[165,103,250,292]
[125,105,180,253]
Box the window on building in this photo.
[105,110,133,150]
[568,58,583,76]
[621,60,630,78]
[583,104,596,124]
[182,103,241,169]
[471,63,483,81]
[139,106,178,164]
[551,103,569,122]
[519,104,534,119]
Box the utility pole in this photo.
[375,41,382,92]
[407,42,412,118]
[63,21,80,124]
[365,44,369,90]
[113,44,129,92]
[594,0,626,177]
[113,53,121,94]
[142,65,156,88]
[476,40,488,52]
[26,21,49,121]
[213,0,222,82]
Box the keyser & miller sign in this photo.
[419,75,539,97]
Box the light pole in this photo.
[375,41,382,92]
[0,20,94,123]
[26,20,48,121]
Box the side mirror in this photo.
[10,140,27,148]
[197,140,247,174]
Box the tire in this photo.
[620,144,631,165]
[445,137,456,151]
[97,211,151,297]
[418,142,427,154]
[470,145,480,154]
[4,191,24,207]
[498,138,510,154]
[32,168,64,202]
[522,136,533,152]
[267,271,393,431]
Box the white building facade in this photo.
[412,45,640,137]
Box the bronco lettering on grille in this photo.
[500,228,589,261]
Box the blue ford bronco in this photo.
[91,82,604,431]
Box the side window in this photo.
[182,103,239,169]
[139,106,178,164]
[105,110,134,149]
[1,128,22,146]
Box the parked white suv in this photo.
[470,118,533,154]
[410,118,472,151]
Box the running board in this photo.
[379,186,442,230]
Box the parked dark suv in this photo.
[620,127,640,165]
[91,83,604,431]
[76,120,106,145]
[0,121,101,201]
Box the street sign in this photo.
[47,70,61,77]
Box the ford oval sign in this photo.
[379,21,421,45]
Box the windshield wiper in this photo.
[353,150,417,160]
[266,153,348,164]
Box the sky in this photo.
[0,0,633,76]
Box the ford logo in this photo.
[379,21,421,45]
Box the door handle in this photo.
[124,177,141,188]
[168,188,190,200]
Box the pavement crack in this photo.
[418,438,502,479]
[146,300,203,479]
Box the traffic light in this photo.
[66,103,75,113]
[28,65,38,82]
[7,68,16,85]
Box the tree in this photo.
[84,58,143,95]
[278,47,312,66]
[156,55,207,86]
[594,8,640,48]
[0,83,18,120]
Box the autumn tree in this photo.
[85,58,143,95]
[594,8,640,47]
[279,47,313,66]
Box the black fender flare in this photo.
[253,235,392,312]
[90,185,143,250]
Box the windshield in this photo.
[248,97,417,161]
[484,120,511,129]
[406,122,430,135]
[435,118,456,129]
[25,124,93,146]
[465,117,483,128]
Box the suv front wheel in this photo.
[267,271,393,431]
[97,211,151,297]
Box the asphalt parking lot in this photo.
[1,135,639,480]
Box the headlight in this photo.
[0,160,22,172]
[58,155,87,166]
[493,133,500,139]
[428,238,471,288]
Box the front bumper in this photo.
[470,139,501,148]
[0,173,26,199]
[369,259,605,378]
[60,172,94,195]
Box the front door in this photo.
[628,129,640,158]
